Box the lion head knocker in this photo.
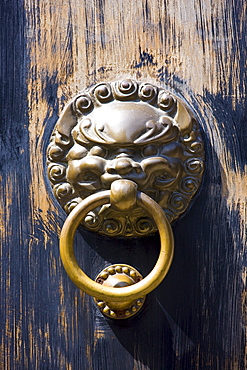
[47,79,204,237]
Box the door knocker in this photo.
[46,79,204,319]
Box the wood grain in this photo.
[1,0,246,368]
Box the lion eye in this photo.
[142,145,158,157]
[79,172,97,182]
[155,172,171,181]
[90,146,106,157]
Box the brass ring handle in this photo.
[60,180,174,303]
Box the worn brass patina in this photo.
[60,179,174,319]
[48,80,204,318]
[47,79,204,237]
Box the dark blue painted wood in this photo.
[1,0,246,369]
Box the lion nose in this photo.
[107,158,141,176]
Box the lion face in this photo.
[66,101,183,201]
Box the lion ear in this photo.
[174,101,193,134]
[56,102,78,138]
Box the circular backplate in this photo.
[47,79,205,237]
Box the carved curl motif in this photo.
[47,79,205,237]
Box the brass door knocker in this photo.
[47,79,204,319]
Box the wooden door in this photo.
[1,0,246,369]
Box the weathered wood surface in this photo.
[1,0,246,368]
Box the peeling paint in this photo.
[1,0,246,368]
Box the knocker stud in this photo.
[47,79,205,319]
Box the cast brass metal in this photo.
[94,264,146,319]
[60,179,174,317]
[47,79,204,238]
[48,79,204,319]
